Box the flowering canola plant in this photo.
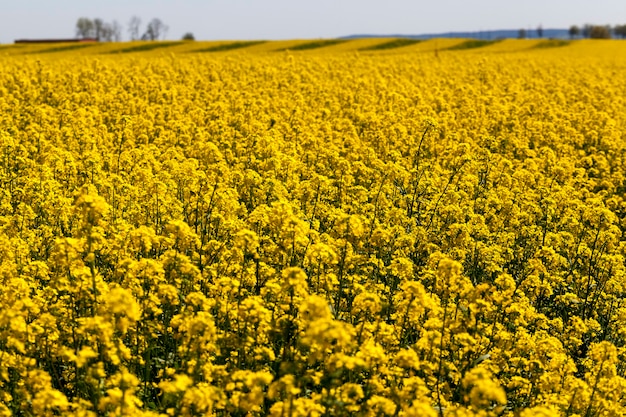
[1,40,626,416]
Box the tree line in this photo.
[75,17,169,42]
[568,24,626,39]
[518,24,626,40]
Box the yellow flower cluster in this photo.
[1,40,626,416]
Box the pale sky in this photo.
[1,0,625,43]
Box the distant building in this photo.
[14,38,99,44]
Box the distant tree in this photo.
[614,24,626,39]
[569,25,580,39]
[182,32,195,41]
[589,25,611,39]
[128,16,142,41]
[582,24,592,38]
[99,24,112,42]
[518,28,527,39]
[537,25,544,38]
[97,21,121,42]
[93,18,106,40]
[75,17,120,41]
[76,17,95,38]
[142,18,168,41]
[109,20,122,42]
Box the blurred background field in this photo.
[3,38,625,59]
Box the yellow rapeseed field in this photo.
[1,38,626,416]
